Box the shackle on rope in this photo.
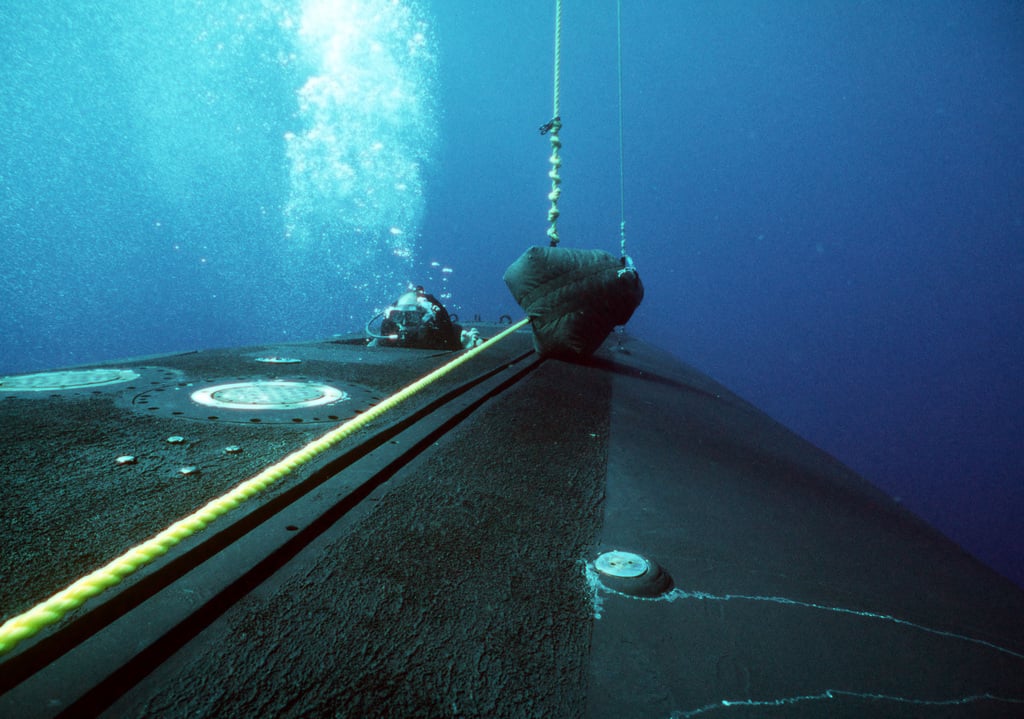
[539,116,561,135]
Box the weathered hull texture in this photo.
[1,329,1022,717]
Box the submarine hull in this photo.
[1,328,1022,717]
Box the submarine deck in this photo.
[1,328,1022,717]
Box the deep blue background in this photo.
[1,2,1021,587]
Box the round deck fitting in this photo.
[593,550,673,597]
[126,376,382,425]
[0,366,184,400]
[595,551,650,578]
[0,368,140,392]
[254,356,302,364]
[191,381,346,410]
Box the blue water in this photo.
[1,1,1021,587]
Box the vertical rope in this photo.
[617,0,627,259]
[546,0,563,247]
[553,0,561,120]
[615,0,637,278]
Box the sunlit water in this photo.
[1,0,436,371]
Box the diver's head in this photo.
[393,290,421,312]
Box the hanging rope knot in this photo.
[539,116,562,135]
[545,0,563,248]
[545,114,563,247]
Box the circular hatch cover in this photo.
[0,368,140,392]
[191,381,346,410]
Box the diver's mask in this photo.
[367,289,432,341]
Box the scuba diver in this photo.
[367,286,481,350]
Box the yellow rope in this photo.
[546,0,563,246]
[0,318,530,656]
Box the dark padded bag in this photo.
[504,245,644,359]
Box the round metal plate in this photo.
[127,376,382,425]
[254,356,302,364]
[0,367,184,400]
[0,368,140,392]
[191,381,346,410]
[592,550,673,598]
[595,551,650,578]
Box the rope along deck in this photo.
[0,318,530,656]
